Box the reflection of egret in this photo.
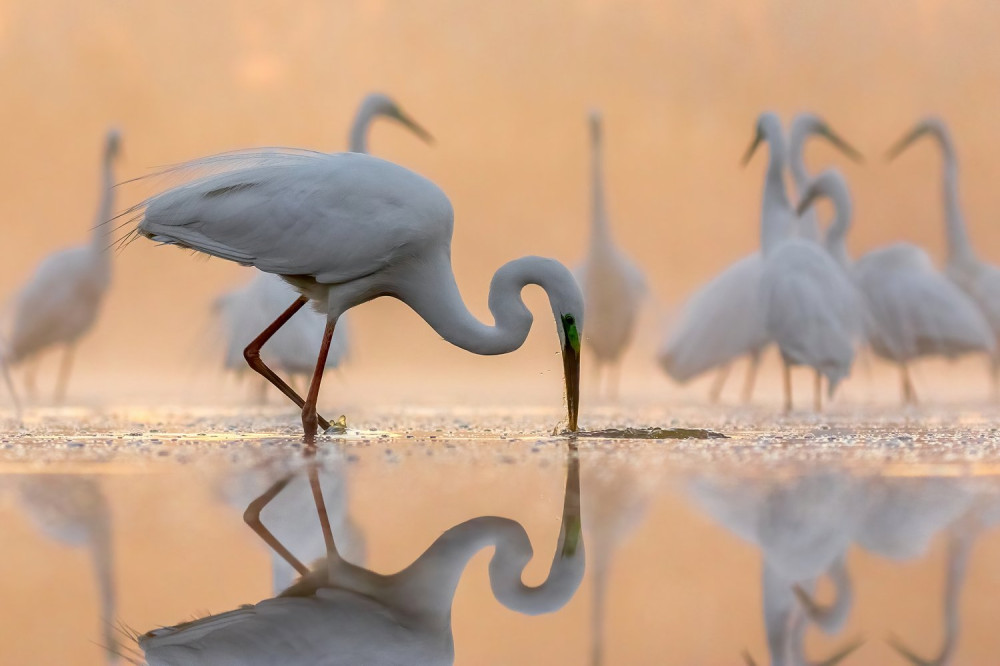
[887,118,1000,391]
[221,457,366,594]
[582,457,651,666]
[3,129,121,406]
[749,113,861,412]
[134,151,584,442]
[574,110,644,399]
[689,473,861,666]
[798,170,994,404]
[659,113,860,404]
[18,475,120,664]
[213,93,431,399]
[141,448,584,665]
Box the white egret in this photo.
[659,113,860,403]
[574,110,645,399]
[797,170,995,404]
[140,452,583,665]
[689,473,862,666]
[133,151,584,442]
[213,93,432,397]
[2,128,121,404]
[887,117,1000,390]
[18,475,120,664]
[749,113,861,412]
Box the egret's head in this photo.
[886,116,952,162]
[741,112,783,166]
[791,113,864,163]
[363,91,434,145]
[105,127,122,159]
[795,169,851,217]
[549,275,584,432]
[588,108,602,141]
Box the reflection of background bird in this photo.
[2,128,121,406]
[574,110,644,400]
[17,475,120,665]
[659,112,860,405]
[689,473,861,666]
[582,456,651,666]
[887,117,1000,393]
[142,452,584,665]
[213,93,432,399]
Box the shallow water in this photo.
[3,406,1000,664]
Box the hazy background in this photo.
[2,0,1000,406]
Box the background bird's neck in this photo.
[349,109,376,153]
[760,135,794,255]
[589,122,612,248]
[788,134,821,241]
[823,190,852,268]
[90,149,115,265]
[942,157,975,267]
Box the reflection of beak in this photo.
[741,129,763,166]
[886,125,930,162]
[819,125,864,163]
[562,339,580,432]
[394,109,434,145]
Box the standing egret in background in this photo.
[2,128,121,404]
[659,113,861,404]
[749,113,861,412]
[574,110,644,399]
[141,451,583,665]
[797,170,995,404]
[887,117,1000,391]
[214,93,432,399]
[133,151,584,442]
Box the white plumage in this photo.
[659,112,860,403]
[574,110,645,398]
[887,116,1000,390]
[3,128,121,406]
[135,150,584,439]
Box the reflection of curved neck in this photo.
[394,454,583,619]
[759,128,793,256]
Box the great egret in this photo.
[213,93,432,397]
[574,110,645,399]
[2,128,121,405]
[659,113,860,403]
[18,475,120,665]
[797,170,995,404]
[689,473,862,666]
[140,451,583,665]
[133,151,584,442]
[887,117,1000,390]
[749,113,860,412]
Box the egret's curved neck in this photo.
[91,147,115,262]
[759,131,794,256]
[788,129,821,241]
[349,106,378,153]
[589,122,611,247]
[393,453,583,620]
[935,135,975,266]
[822,188,852,268]
[398,252,575,356]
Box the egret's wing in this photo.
[138,152,452,284]
[659,254,768,382]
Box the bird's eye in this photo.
[564,314,575,325]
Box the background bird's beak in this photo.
[795,189,820,216]
[818,125,864,163]
[886,124,930,161]
[393,108,435,145]
[562,340,580,431]
[740,128,763,166]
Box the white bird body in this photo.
[3,128,121,403]
[574,111,644,395]
[137,150,584,437]
[887,117,1000,385]
[212,93,431,385]
[750,115,860,404]
[659,113,860,403]
[142,457,584,665]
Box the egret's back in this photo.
[6,246,109,363]
[760,240,859,390]
[659,253,769,382]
